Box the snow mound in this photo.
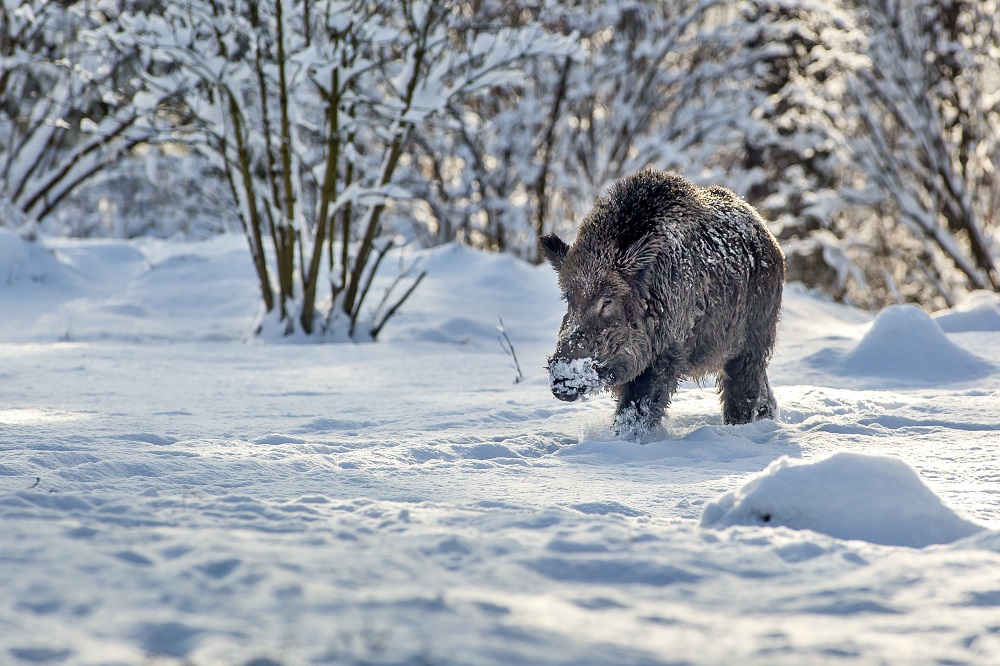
[0,229,65,285]
[934,291,1000,332]
[701,452,984,548]
[812,304,993,382]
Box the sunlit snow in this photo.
[2,232,1000,664]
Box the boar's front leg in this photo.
[611,358,682,441]
[719,350,777,424]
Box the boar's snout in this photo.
[551,377,582,402]
[547,356,604,401]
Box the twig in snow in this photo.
[28,476,55,492]
[496,316,524,384]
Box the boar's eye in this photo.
[600,296,615,313]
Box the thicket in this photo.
[2,0,998,335]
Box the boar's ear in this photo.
[539,234,569,271]
[617,232,663,280]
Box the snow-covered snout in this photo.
[542,234,654,403]
[547,355,604,402]
[545,289,650,402]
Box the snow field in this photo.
[3,232,1000,664]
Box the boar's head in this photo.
[540,232,659,402]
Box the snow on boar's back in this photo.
[541,169,785,440]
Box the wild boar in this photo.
[541,169,784,440]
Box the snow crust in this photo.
[3,232,1000,664]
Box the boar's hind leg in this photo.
[719,351,776,425]
[612,362,681,440]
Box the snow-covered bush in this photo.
[2,0,996,314]
[0,0,158,228]
[111,0,574,339]
[691,0,999,311]
[405,0,806,261]
[838,0,1000,308]
[43,146,236,239]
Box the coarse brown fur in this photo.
[541,169,785,440]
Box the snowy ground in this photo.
[3,230,1000,665]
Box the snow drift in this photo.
[0,229,65,285]
[701,451,984,547]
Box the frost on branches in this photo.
[109,0,574,340]
[1,0,997,317]
[841,0,1000,309]
[0,1,156,229]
